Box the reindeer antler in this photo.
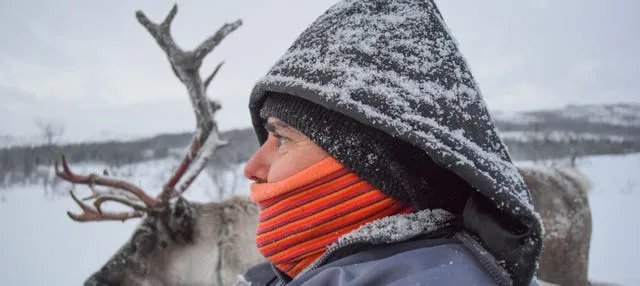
[58,4,241,222]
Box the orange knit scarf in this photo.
[250,157,414,278]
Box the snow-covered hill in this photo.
[491,103,640,142]
[492,103,640,128]
[0,153,639,285]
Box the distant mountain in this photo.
[491,103,640,142]
[489,103,640,161]
[493,103,640,127]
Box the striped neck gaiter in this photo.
[250,157,414,278]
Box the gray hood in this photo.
[248,0,542,285]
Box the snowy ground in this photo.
[0,153,638,285]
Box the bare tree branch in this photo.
[34,119,64,146]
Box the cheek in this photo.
[267,155,300,183]
[266,142,330,182]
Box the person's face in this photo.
[244,117,330,183]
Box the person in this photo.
[235,0,543,285]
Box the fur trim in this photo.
[336,208,455,245]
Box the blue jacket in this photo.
[234,210,541,286]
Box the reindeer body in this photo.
[85,196,264,286]
[518,165,593,286]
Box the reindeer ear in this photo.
[161,197,197,243]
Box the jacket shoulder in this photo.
[233,262,277,286]
[290,239,498,286]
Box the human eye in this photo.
[274,134,289,147]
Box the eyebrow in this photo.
[264,120,290,134]
[264,122,277,133]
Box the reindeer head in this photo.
[83,197,199,286]
[54,4,247,285]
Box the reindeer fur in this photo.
[84,196,264,286]
[518,164,593,286]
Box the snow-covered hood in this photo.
[248,0,542,285]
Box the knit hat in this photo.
[259,92,473,213]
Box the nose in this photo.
[244,143,270,183]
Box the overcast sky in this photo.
[1,0,638,141]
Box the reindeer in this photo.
[56,5,605,286]
[519,163,622,286]
[517,164,594,286]
[54,4,264,286]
